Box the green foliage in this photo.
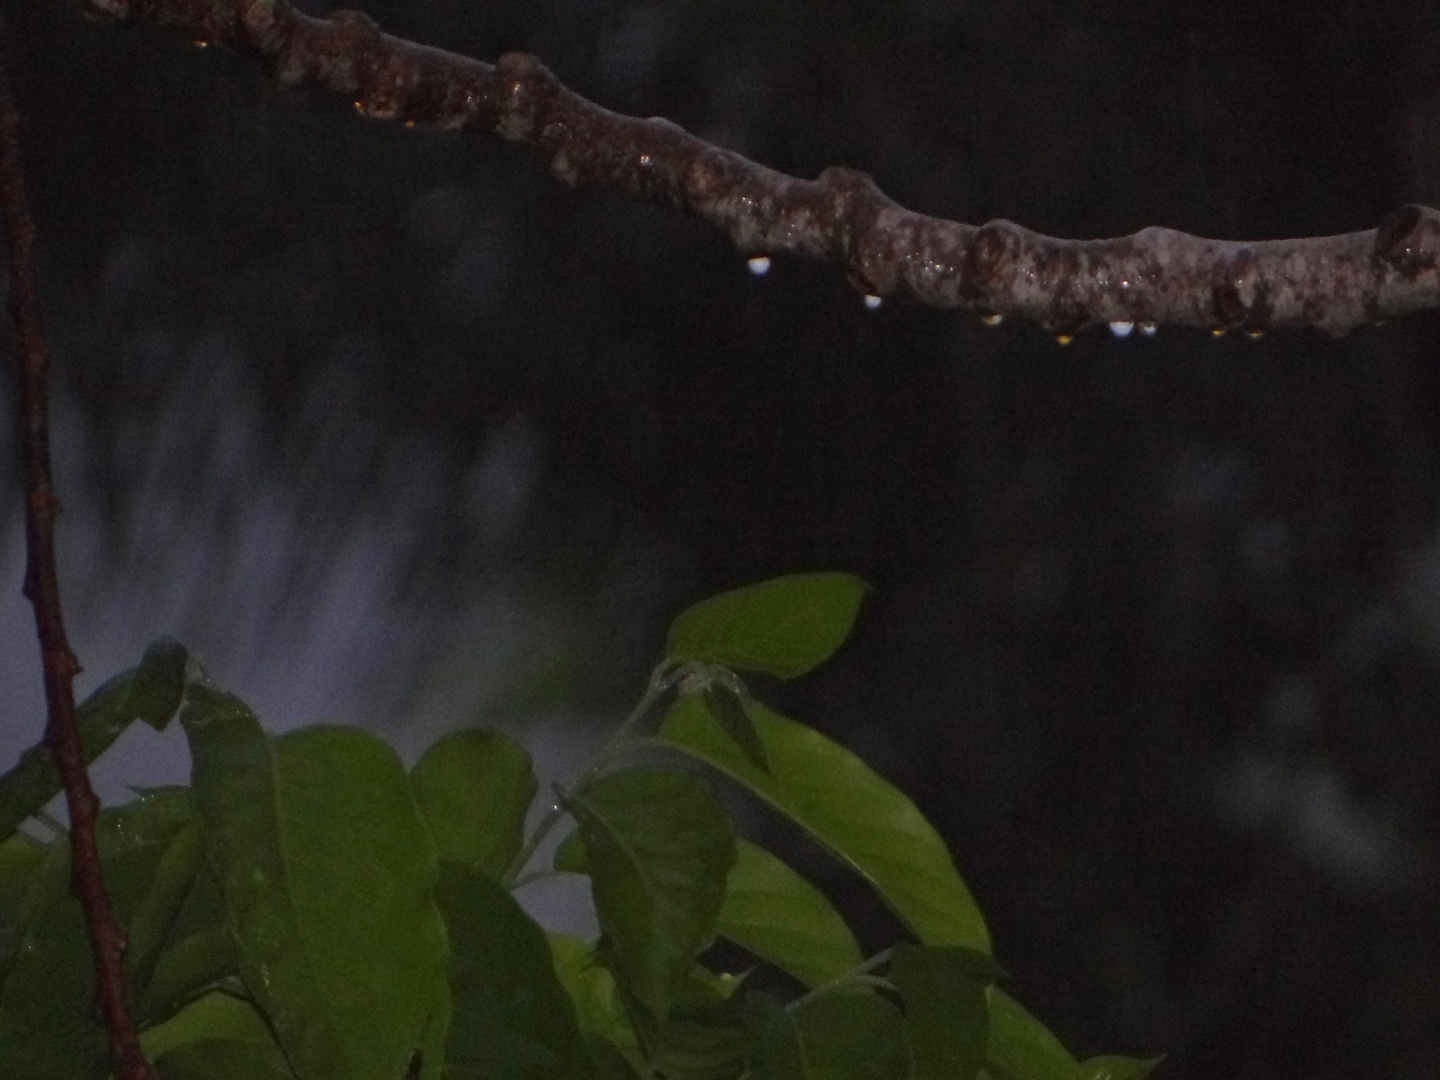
[665,572,868,679]
[715,839,862,990]
[568,767,736,1026]
[410,730,537,878]
[660,696,990,953]
[0,637,187,840]
[434,862,596,1079]
[892,946,999,1080]
[0,574,1159,1080]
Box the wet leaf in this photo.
[154,1039,297,1080]
[141,989,288,1065]
[547,934,642,1061]
[716,839,861,989]
[892,945,999,1080]
[660,697,989,952]
[125,813,207,1003]
[434,859,597,1080]
[411,729,537,878]
[985,988,1085,1080]
[134,864,237,1027]
[701,682,769,772]
[553,827,587,874]
[745,988,908,1080]
[0,789,195,1080]
[0,831,47,986]
[181,685,450,1080]
[666,573,869,680]
[649,1010,751,1080]
[0,638,188,842]
[145,990,296,1078]
[569,767,736,1024]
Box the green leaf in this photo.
[553,828,587,874]
[144,991,297,1079]
[136,922,239,1027]
[0,831,47,986]
[716,839,861,989]
[0,789,195,1080]
[649,1012,751,1080]
[547,934,642,1062]
[585,1034,643,1080]
[155,1040,298,1080]
[1080,1056,1165,1080]
[892,945,999,1080]
[410,729,537,878]
[0,638,188,843]
[701,681,769,772]
[180,685,450,1080]
[433,859,597,1080]
[985,988,1084,1080]
[141,989,287,1061]
[125,813,207,1003]
[568,767,736,1024]
[659,697,989,953]
[134,865,238,1027]
[745,988,908,1080]
[666,573,869,679]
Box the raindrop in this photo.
[1109,321,1134,338]
[1211,327,1227,338]
[747,256,771,276]
[1245,329,1265,340]
[1055,333,1074,346]
[864,295,883,310]
[193,39,210,48]
[980,313,1003,327]
[1140,323,1158,337]
[353,100,364,113]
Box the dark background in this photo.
[4,0,1440,1076]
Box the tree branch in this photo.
[0,43,156,1080]
[82,0,1440,338]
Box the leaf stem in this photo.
[499,661,692,887]
[508,867,562,890]
[789,947,894,1011]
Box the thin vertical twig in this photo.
[0,41,156,1080]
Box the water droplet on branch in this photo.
[980,313,1003,327]
[1245,329,1265,340]
[864,295,883,310]
[1140,323,1158,337]
[1055,333,1074,346]
[747,256,771,276]
[1109,321,1134,338]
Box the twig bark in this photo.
[0,45,156,1080]
[82,0,1440,338]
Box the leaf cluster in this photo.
[0,574,1161,1080]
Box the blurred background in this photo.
[3,0,1440,1075]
